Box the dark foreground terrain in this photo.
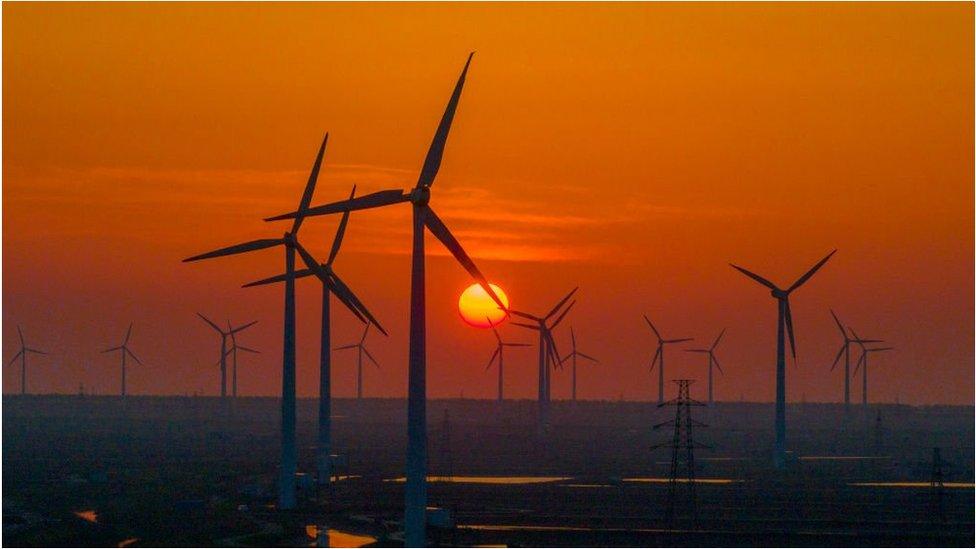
[3,395,973,547]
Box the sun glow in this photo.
[458,283,510,328]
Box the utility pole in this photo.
[439,409,453,481]
[652,379,708,529]
[931,447,945,523]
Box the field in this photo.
[3,395,973,547]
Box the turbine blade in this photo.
[103,346,122,353]
[830,343,847,371]
[424,207,506,310]
[545,287,580,320]
[27,348,47,355]
[333,344,358,351]
[712,354,724,375]
[549,300,575,329]
[196,313,223,334]
[8,350,23,365]
[416,52,474,190]
[363,347,380,368]
[868,347,894,352]
[329,271,388,337]
[228,320,237,346]
[327,185,356,265]
[712,328,726,350]
[491,323,502,344]
[17,325,24,347]
[570,327,576,348]
[485,347,500,371]
[853,351,865,375]
[291,240,369,327]
[848,327,869,350]
[729,263,779,290]
[577,352,598,363]
[124,323,133,345]
[184,238,284,262]
[511,322,539,331]
[504,343,532,347]
[829,309,847,338]
[509,310,540,321]
[242,268,315,288]
[787,249,837,293]
[642,315,662,341]
[666,338,694,344]
[229,320,258,335]
[125,348,143,366]
[784,300,797,361]
[649,346,662,372]
[361,322,372,343]
[545,334,562,368]
[292,132,329,234]
[264,189,408,221]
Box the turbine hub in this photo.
[410,187,431,206]
[283,232,295,247]
[772,289,788,299]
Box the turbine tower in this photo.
[8,326,47,395]
[102,324,142,397]
[245,184,385,486]
[484,319,531,402]
[225,320,259,398]
[829,311,881,409]
[196,314,257,398]
[684,328,726,405]
[643,315,693,404]
[334,322,381,400]
[263,55,504,545]
[184,133,383,510]
[559,327,598,402]
[729,249,835,469]
[850,327,892,407]
[509,287,577,429]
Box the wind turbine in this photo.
[8,326,46,395]
[484,318,531,402]
[729,249,836,469]
[245,184,385,486]
[334,322,381,400]
[196,314,257,398]
[262,54,504,544]
[559,327,598,402]
[643,315,693,404]
[850,327,891,407]
[829,311,881,409]
[226,320,259,398]
[684,328,725,405]
[509,287,577,428]
[102,324,142,397]
[184,133,384,510]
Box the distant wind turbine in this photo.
[850,327,891,407]
[559,327,598,402]
[685,328,726,405]
[643,315,693,405]
[485,318,531,402]
[196,314,257,398]
[262,54,504,544]
[510,287,577,428]
[334,322,381,400]
[245,184,385,486]
[729,249,836,469]
[8,326,46,395]
[184,133,382,510]
[225,320,259,398]
[829,310,881,409]
[102,324,142,397]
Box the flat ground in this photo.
[3,395,973,546]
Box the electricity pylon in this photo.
[652,379,709,529]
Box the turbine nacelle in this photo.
[409,187,431,206]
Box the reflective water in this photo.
[305,525,377,548]
[801,456,890,461]
[622,477,740,484]
[74,510,98,523]
[849,482,975,489]
[385,476,571,485]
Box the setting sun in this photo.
[458,283,510,328]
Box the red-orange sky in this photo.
[4,3,973,404]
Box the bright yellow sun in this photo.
[458,283,510,329]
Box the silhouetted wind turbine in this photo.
[245,184,385,486]
[730,249,836,469]
[184,133,383,510]
[559,327,598,402]
[684,328,725,405]
[102,324,141,397]
[226,320,259,398]
[263,54,504,544]
[643,316,693,405]
[8,326,46,395]
[829,311,881,410]
[334,322,381,400]
[510,288,576,431]
[485,318,531,402]
[196,314,257,398]
[850,327,891,407]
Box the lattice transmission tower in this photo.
[652,379,709,529]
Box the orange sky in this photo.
[4,3,973,404]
